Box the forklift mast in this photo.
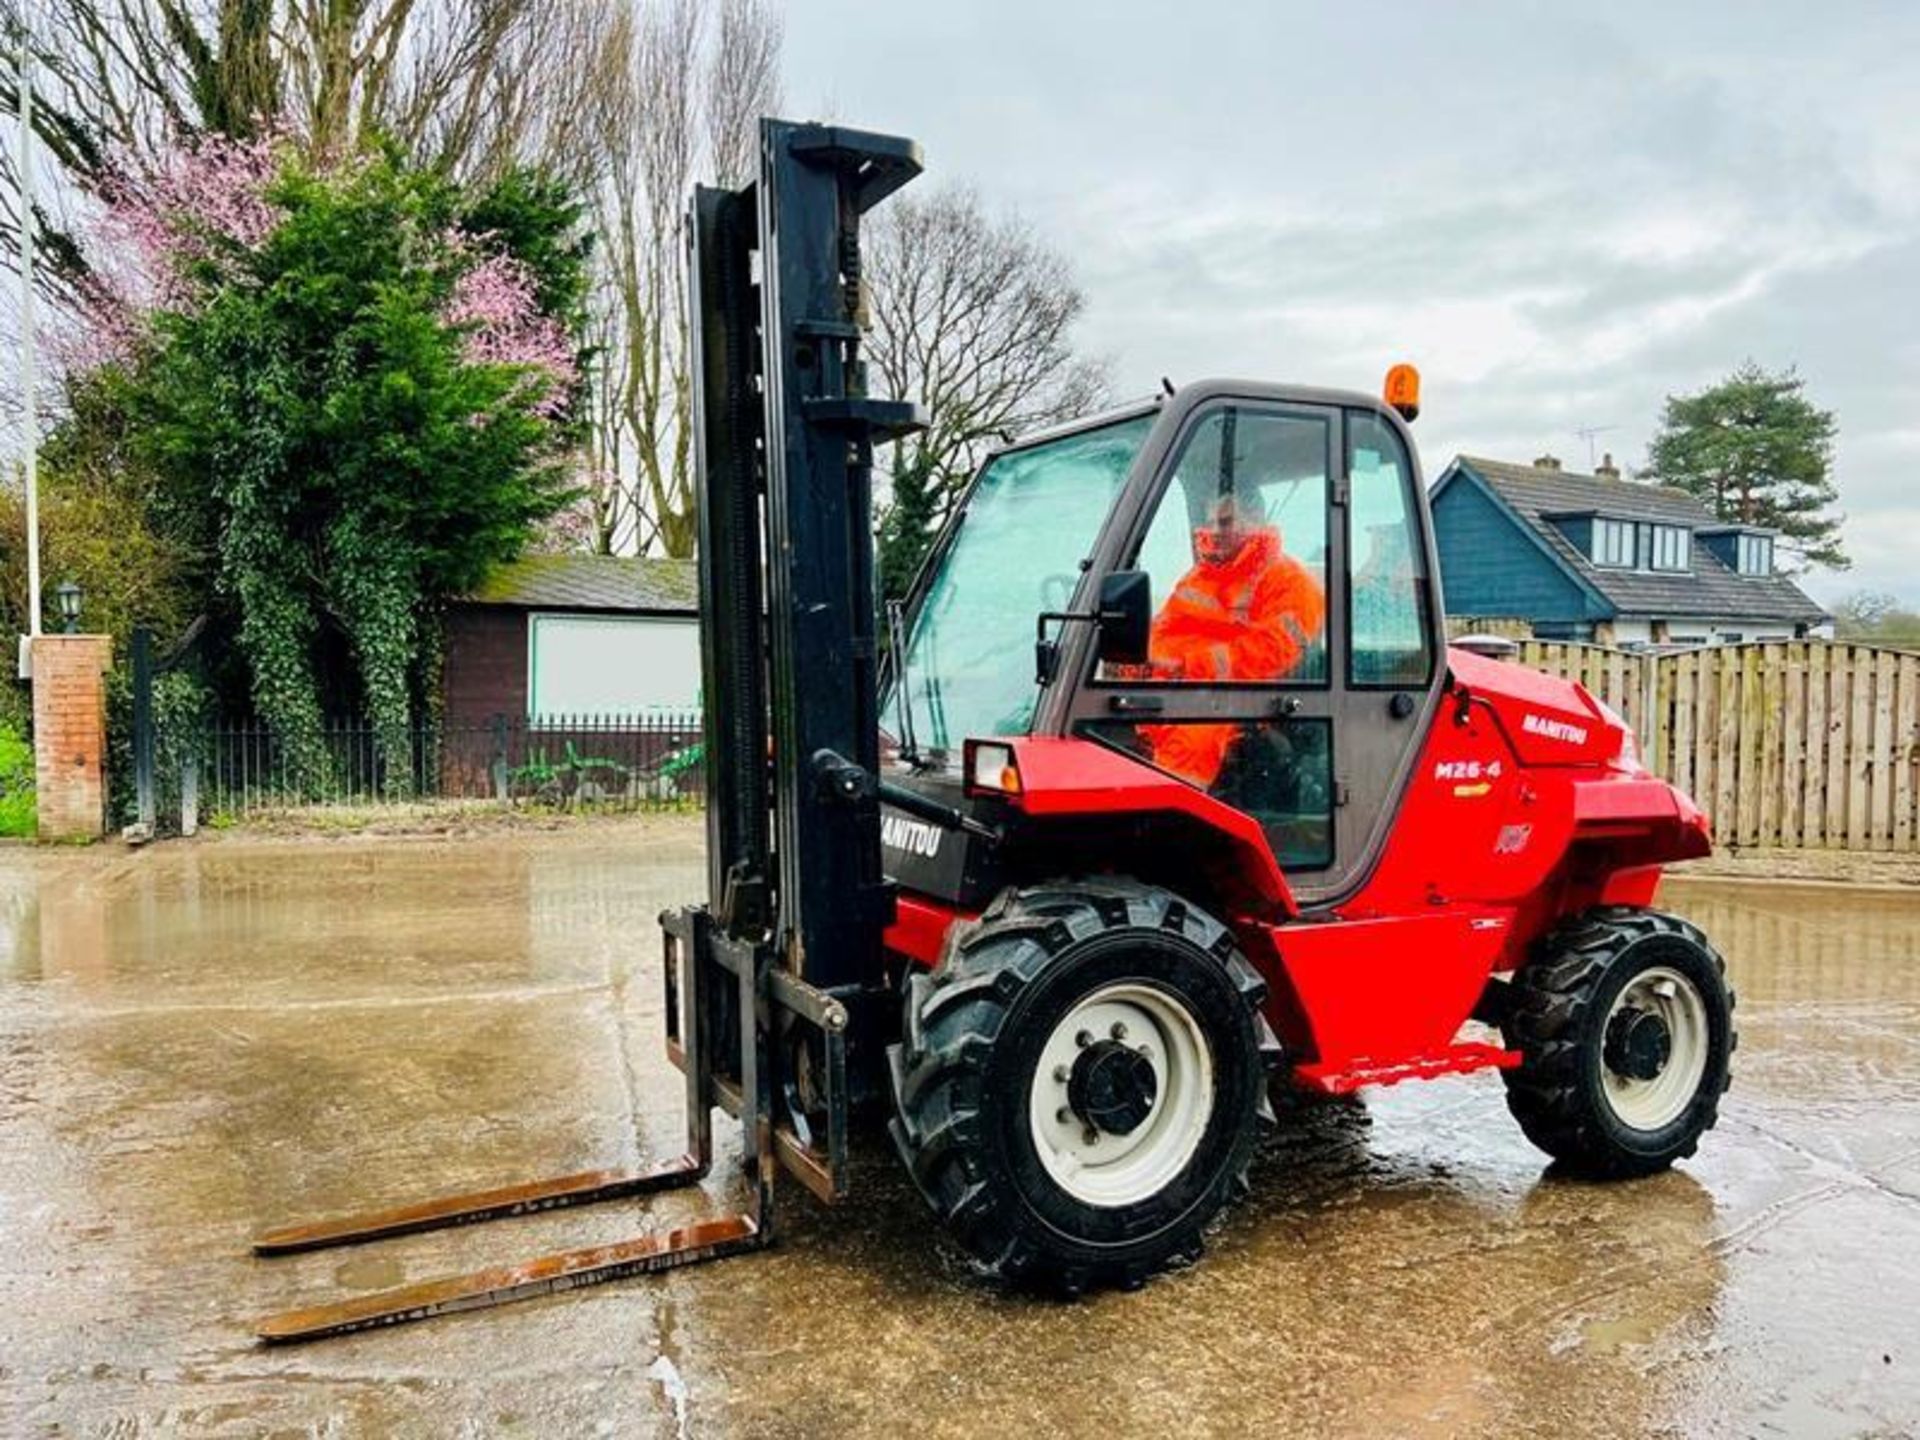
[690,119,925,981]
[661,118,928,1204]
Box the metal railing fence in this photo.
[172,711,704,823]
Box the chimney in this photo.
[1533,453,1562,471]
[1594,452,1621,482]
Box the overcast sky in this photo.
[785,1,1920,607]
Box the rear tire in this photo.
[1501,906,1735,1177]
[889,879,1279,1293]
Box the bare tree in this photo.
[0,0,616,279]
[705,0,780,187]
[1834,590,1899,634]
[580,0,779,557]
[0,0,621,435]
[375,0,621,187]
[866,184,1110,595]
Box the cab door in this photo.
[1067,394,1440,903]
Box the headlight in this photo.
[965,741,1022,796]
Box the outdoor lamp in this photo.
[55,579,82,634]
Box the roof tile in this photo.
[463,555,698,613]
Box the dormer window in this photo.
[1737,533,1773,576]
[1698,525,1775,575]
[1589,518,1690,571]
[1650,524,1690,572]
[1592,518,1634,567]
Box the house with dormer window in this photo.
[1429,453,1829,647]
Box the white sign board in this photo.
[528,614,701,717]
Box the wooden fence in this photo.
[1514,640,1920,852]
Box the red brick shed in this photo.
[443,555,700,729]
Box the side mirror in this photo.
[1095,569,1151,665]
[1033,569,1152,686]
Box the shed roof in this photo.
[462,554,698,614]
[1445,456,1829,625]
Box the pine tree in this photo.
[1642,363,1846,572]
[878,450,943,603]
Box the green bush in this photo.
[0,717,34,837]
[62,142,588,791]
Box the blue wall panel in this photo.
[1552,515,1594,555]
[1433,477,1592,623]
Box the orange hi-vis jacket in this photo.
[1141,528,1327,788]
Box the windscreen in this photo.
[887,413,1154,753]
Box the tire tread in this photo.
[1501,905,1735,1177]
[889,878,1274,1289]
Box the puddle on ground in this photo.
[0,831,1914,1436]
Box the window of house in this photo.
[1738,533,1773,575]
[1592,518,1635,568]
[1652,525,1691,572]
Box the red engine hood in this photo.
[1446,646,1630,769]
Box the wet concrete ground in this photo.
[1,819,1915,1438]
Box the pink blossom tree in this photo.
[50,140,590,787]
[62,133,580,425]
[57,132,284,377]
[442,250,580,418]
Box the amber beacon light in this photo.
[1384,363,1421,422]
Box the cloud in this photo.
[786,0,1920,599]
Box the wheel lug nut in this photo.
[1110,1021,1128,1041]
[1075,1029,1093,1048]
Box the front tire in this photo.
[1501,907,1735,1177]
[889,880,1278,1293]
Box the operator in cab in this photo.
[1140,490,1325,787]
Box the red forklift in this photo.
[252,119,1733,1339]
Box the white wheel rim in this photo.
[1601,965,1710,1132]
[1026,981,1215,1208]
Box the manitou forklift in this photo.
[252,119,1734,1339]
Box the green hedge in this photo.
[0,717,33,837]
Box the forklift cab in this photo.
[884,379,1446,904]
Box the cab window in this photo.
[1346,410,1434,687]
[887,413,1154,751]
[1105,406,1331,685]
[1083,715,1334,869]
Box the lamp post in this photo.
[55,580,81,634]
[16,28,43,676]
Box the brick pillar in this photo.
[30,634,113,842]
